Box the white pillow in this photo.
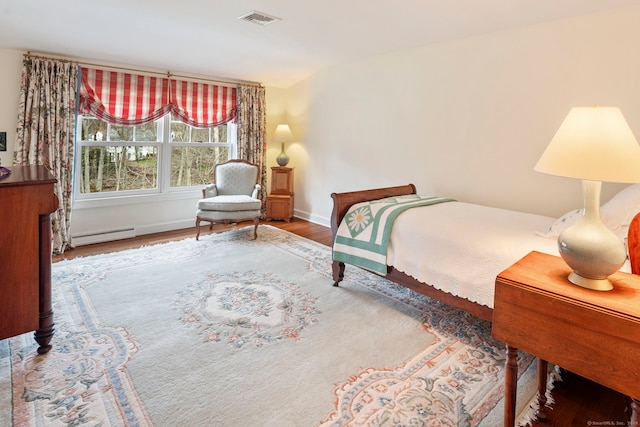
[601,183,640,242]
[537,208,583,238]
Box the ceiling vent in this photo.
[238,11,281,26]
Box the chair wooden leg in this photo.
[253,218,259,240]
[196,218,201,240]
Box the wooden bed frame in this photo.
[331,184,640,323]
[330,184,494,322]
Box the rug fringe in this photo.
[517,364,563,427]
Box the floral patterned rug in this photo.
[1,226,537,426]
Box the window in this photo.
[76,67,238,202]
[75,114,236,198]
[169,115,233,188]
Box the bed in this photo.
[330,183,640,321]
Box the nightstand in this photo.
[492,251,640,427]
[266,166,294,222]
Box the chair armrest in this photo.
[252,184,261,199]
[202,184,218,198]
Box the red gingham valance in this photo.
[79,68,171,126]
[171,80,236,128]
[79,67,237,127]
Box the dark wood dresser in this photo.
[0,166,58,353]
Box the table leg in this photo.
[35,214,54,354]
[535,358,548,420]
[505,344,518,427]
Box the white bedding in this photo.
[386,201,612,309]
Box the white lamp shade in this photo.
[535,106,640,183]
[273,124,293,143]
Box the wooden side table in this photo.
[266,166,294,222]
[492,251,640,426]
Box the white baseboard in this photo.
[71,219,195,246]
[134,219,194,236]
[293,209,330,228]
[71,214,328,247]
[72,228,136,246]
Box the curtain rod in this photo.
[24,51,263,88]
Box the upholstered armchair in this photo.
[196,160,262,240]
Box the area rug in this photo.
[1,225,542,426]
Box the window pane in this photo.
[136,122,159,142]
[191,128,209,143]
[79,146,158,193]
[109,125,134,142]
[169,118,228,143]
[170,146,229,187]
[76,115,236,198]
[212,125,227,142]
[171,122,189,142]
[81,117,107,141]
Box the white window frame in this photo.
[73,114,237,209]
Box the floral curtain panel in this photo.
[14,55,78,254]
[79,68,237,127]
[236,84,267,212]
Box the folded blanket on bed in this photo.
[333,194,454,275]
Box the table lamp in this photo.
[274,124,293,167]
[535,106,640,290]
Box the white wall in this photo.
[285,5,640,226]
[2,5,640,240]
[265,86,289,191]
[0,48,22,167]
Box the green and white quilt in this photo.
[332,194,454,275]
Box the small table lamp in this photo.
[274,124,293,167]
[535,106,640,290]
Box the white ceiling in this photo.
[1,0,640,88]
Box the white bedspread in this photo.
[386,201,560,309]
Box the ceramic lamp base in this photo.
[558,180,626,291]
[567,271,614,291]
[276,142,289,166]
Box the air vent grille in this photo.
[238,11,281,26]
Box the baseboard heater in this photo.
[72,227,136,246]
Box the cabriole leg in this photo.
[332,260,345,286]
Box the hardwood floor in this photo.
[54,218,630,425]
[54,218,334,262]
